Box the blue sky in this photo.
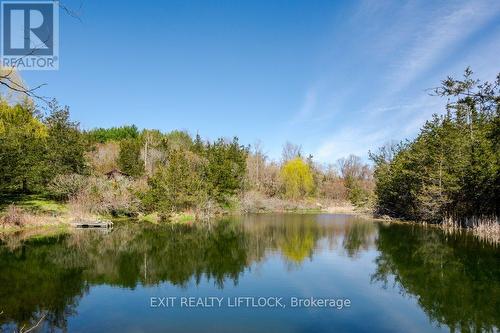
[22,0,500,163]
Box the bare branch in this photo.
[0,70,49,102]
[0,36,53,102]
[57,0,84,22]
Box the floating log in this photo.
[73,220,113,229]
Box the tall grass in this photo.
[442,216,499,245]
[0,205,46,227]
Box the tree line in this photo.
[0,89,373,219]
[1,92,374,222]
[4,69,494,225]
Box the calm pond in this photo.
[0,214,498,333]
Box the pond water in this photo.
[0,214,498,332]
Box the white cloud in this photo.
[386,0,500,96]
[290,87,318,125]
[286,0,500,163]
[315,127,391,163]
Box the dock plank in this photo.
[73,220,113,229]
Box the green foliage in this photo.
[43,101,86,179]
[0,99,86,193]
[0,193,67,214]
[144,149,208,217]
[0,100,47,192]
[345,176,371,206]
[163,130,193,150]
[202,137,248,202]
[280,158,314,199]
[144,137,248,217]
[86,125,139,143]
[118,138,144,177]
[371,69,499,223]
[1,96,248,218]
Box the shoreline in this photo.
[371,215,500,245]
[1,200,498,245]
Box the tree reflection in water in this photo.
[0,214,497,332]
[372,223,499,333]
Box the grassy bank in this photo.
[0,198,71,245]
[3,193,496,245]
[0,193,67,215]
[0,192,364,231]
[0,194,75,238]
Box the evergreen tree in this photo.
[43,100,86,181]
[371,69,499,223]
[204,137,248,202]
[118,138,144,177]
[145,149,207,217]
[86,125,139,143]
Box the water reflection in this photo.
[0,214,498,332]
[372,223,500,332]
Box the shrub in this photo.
[0,205,30,226]
[47,173,88,200]
[69,176,142,217]
[345,177,373,207]
[317,173,348,201]
[260,162,281,197]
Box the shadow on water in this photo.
[0,214,498,332]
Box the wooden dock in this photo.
[73,220,113,229]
